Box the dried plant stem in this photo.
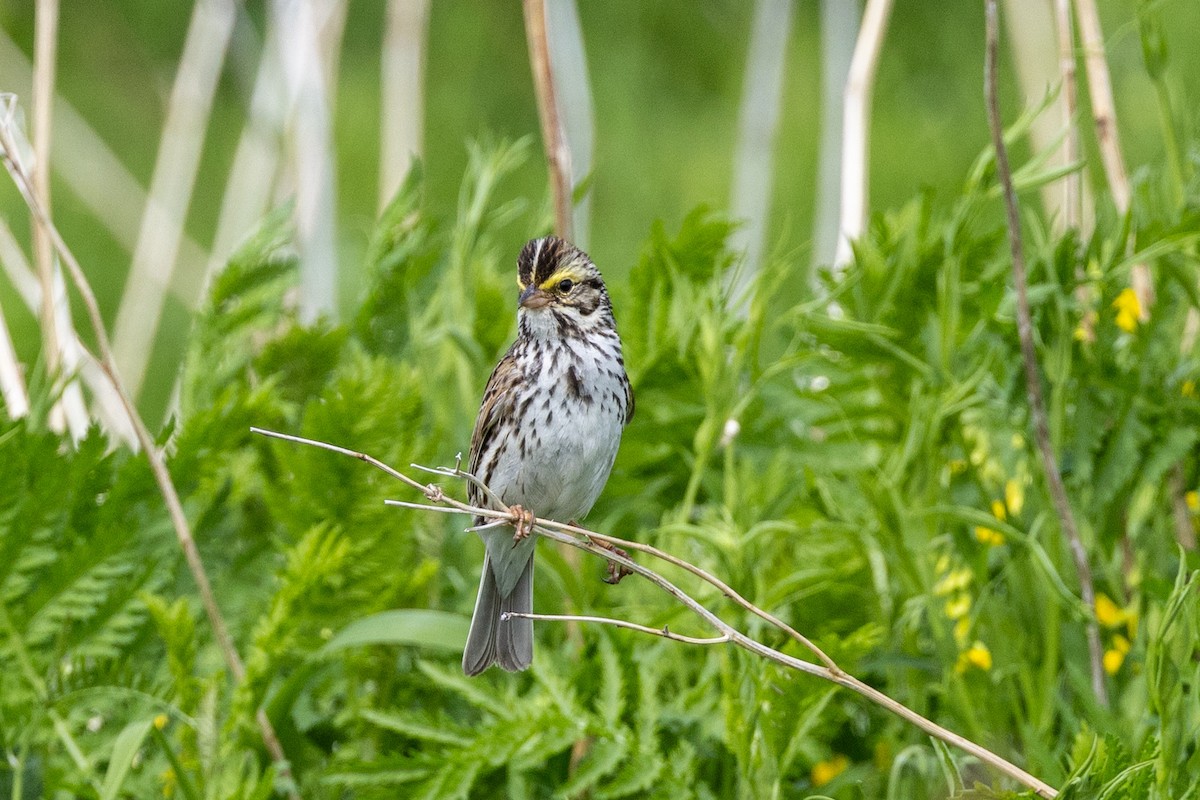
[379,0,430,211]
[0,123,298,796]
[1052,0,1081,231]
[985,0,1108,708]
[253,427,1059,798]
[31,0,59,372]
[1072,0,1151,317]
[834,0,893,272]
[523,0,573,240]
[0,298,28,417]
[112,0,238,400]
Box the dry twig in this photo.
[984,0,1108,707]
[252,426,1061,798]
[0,112,299,797]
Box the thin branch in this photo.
[254,426,1060,798]
[833,0,894,273]
[504,612,732,646]
[522,0,573,240]
[0,113,299,796]
[984,0,1108,708]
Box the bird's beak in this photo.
[519,285,551,310]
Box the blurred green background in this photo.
[2,0,1197,421]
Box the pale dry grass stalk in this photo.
[999,0,1089,232]
[111,0,239,401]
[29,0,89,439]
[985,0,1108,708]
[0,32,210,302]
[379,0,430,212]
[274,0,344,323]
[728,0,794,313]
[0,114,299,797]
[205,22,287,287]
[0,297,28,418]
[1051,0,1083,232]
[1072,0,1152,318]
[811,0,859,278]
[834,0,894,273]
[545,0,594,249]
[253,426,1060,798]
[0,219,136,444]
[31,0,59,374]
[523,0,573,241]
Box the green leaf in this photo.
[99,719,154,800]
[320,610,469,655]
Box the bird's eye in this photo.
[557,278,574,293]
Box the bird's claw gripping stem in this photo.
[509,505,535,545]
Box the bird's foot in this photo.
[509,505,535,545]
[581,529,633,585]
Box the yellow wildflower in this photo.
[1005,478,1025,515]
[990,499,1007,521]
[1095,593,1126,628]
[1103,634,1131,675]
[811,754,849,787]
[1183,380,1196,398]
[1113,288,1141,333]
[953,616,971,645]
[956,641,993,673]
[975,526,1005,546]
[945,593,972,620]
[934,567,973,596]
[154,713,169,730]
[1187,491,1198,513]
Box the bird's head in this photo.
[515,236,612,339]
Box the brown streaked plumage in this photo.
[462,236,633,676]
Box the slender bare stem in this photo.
[504,612,732,646]
[31,0,59,373]
[0,123,299,796]
[834,0,894,272]
[985,0,1108,708]
[522,0,573,240]
[254,426,1060,798]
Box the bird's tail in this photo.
[462,553,534,676]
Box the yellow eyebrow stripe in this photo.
[538,268,586,290]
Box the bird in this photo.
[462,235,634,676]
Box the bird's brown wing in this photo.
[467,345,523,509]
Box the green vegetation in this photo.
[3,127,1199,797]
[2,1,1199,798]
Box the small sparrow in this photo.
[462,236,634,676]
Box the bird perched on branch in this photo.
[462,236,634,676]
